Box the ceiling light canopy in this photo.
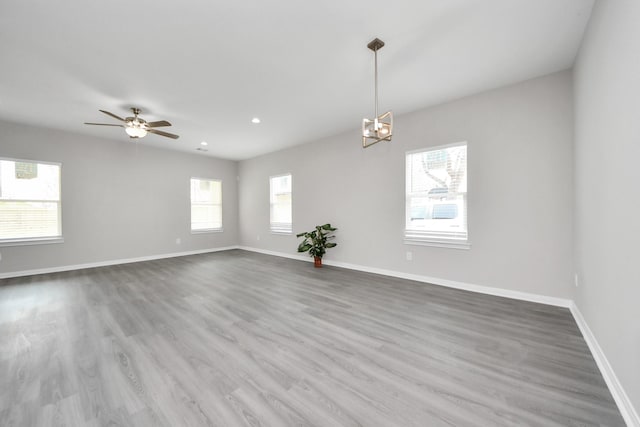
[362,38,392,148]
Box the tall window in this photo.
[405,143,468,247]
[0,158,62,243]
[190,178,222,232]
[270,173,292,233]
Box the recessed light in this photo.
[200,141,208,146]
[251,117,261,124]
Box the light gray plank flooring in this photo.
[0,250,625,426]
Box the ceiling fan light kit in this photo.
[84,107,179,140]
[362,37,393,148]
[124,108,148,138]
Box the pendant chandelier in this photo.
[362,38,393,148]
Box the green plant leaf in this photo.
[297,244,312,252]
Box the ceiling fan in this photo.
[85,108,179,139]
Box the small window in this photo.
[405,143,468,247]
[0,158,62,244]
[270,173,292,233]
[190,178,222,232]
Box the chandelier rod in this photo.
[367,38,385,120]
[374,46,379,120]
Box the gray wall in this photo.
[239,71,575,299]
[573,0,640,410]
[0,120,238,274]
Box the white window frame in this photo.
[269,173,292,234]
[404,142,470,249]
[0,157,64,247]
[190,177,223,233]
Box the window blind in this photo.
[405,143,468,245]
[270,174,292,233]
[190,178,222,231]
[0,159,62,242]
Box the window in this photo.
[405,143,468,248]
[190,178,222,232]
[270,173,292,233]
[0,158,62,244]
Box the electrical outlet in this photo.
[574,273,579,287]
[176,238,181,245]
[257,235,261,241]
[406,251,413,261]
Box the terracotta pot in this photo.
[314,256,322,268]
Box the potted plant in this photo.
[296,224,337,268]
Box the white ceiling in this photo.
[0,0,593,160]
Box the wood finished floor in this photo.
[0,250,624,426]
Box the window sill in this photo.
[0,237,64,247]
[191,229,223,234]
[404,238,471,250]
[270,230,293,235]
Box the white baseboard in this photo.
[238,246,310,263]
[238,246,572,307]
[0,246,240,279]
[239,246,638,426]
[325,259,572,307]
[570,303,640,427]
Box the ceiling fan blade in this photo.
[148,129,179,139]
[84,122,124,127]
[147,120,172,128]
[99,110,125,122]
